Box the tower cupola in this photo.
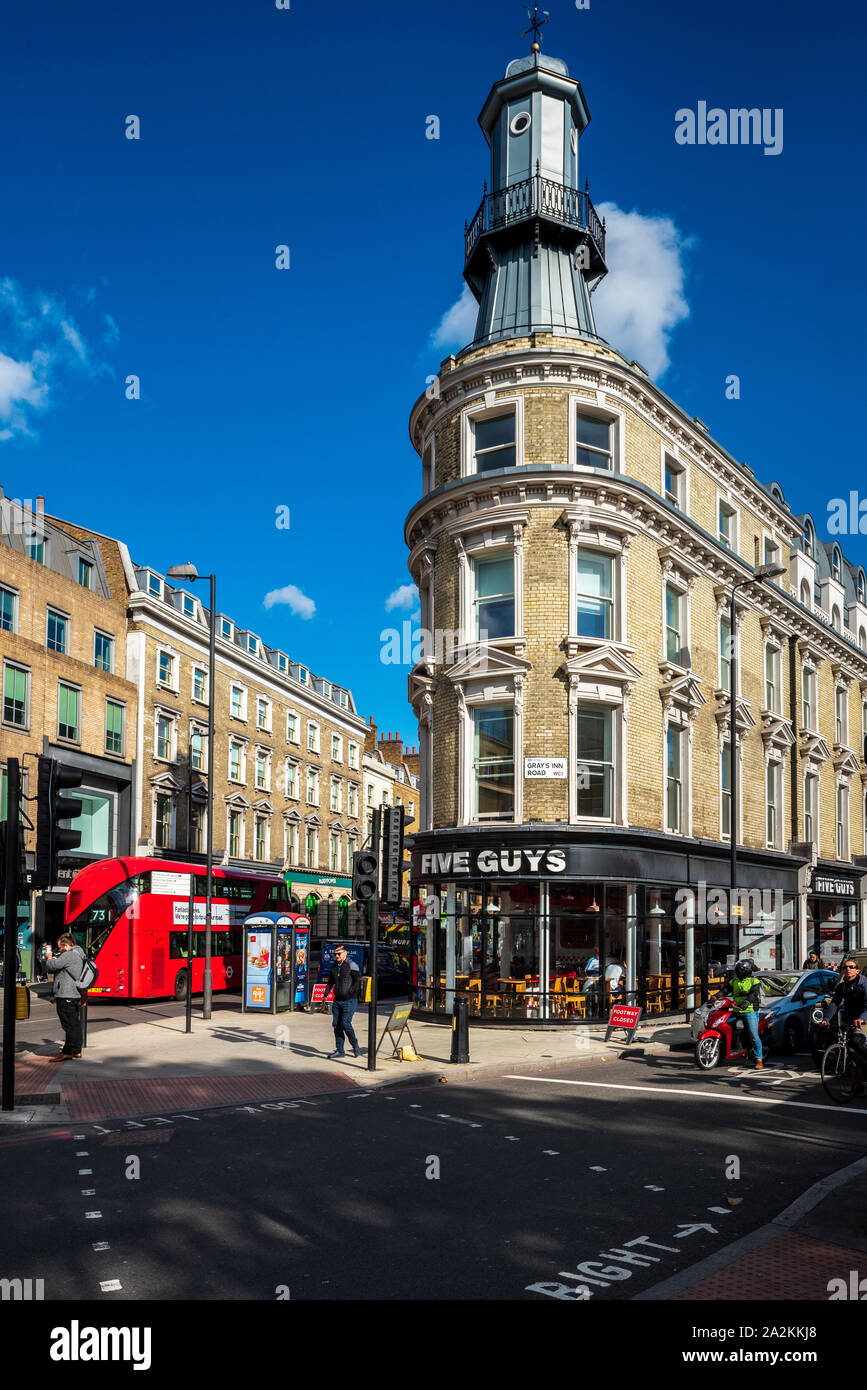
[463,33,608,349]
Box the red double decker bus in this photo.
[63,857,293,1001]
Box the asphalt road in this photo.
[0,1047,865,1302]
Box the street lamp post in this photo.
[168,563,216,1020]
[728,562,786,939]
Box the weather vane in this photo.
[521,4,550,51]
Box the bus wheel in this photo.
[173,971,188,1001]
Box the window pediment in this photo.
[284,807,302,823]
[833,746,860,776]
[660,669,706,718]
[224,792,250,809]
[305,812,322,826]
[800,730,831,765]
[761,712,795,751]
[149,771,182,792]
[446,645,532,686]
[254,799,275,815]
[563,645,642,691]
[714,693,756,739]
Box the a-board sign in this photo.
[311,982,333,1004]
[386,1002,413,1031]
[604,1004,643,1044]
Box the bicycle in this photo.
[820,1017,866,1104]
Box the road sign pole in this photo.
[367,807,380,1073]
[2,759,21,1111]
[185,875,194,1034]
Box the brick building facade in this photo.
[0,490,138,971]
[403,44,867,1021]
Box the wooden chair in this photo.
[645,975,665,1014]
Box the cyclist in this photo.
[819,958,867,1095]
[728,960,764,1070]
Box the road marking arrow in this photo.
[674,1222,718,1238]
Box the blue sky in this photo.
[1,0,864,742]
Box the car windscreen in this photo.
[757,974,801,999]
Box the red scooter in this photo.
[694,994,770,1069]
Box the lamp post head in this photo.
[167,563,199,581]
[754,563,786,582]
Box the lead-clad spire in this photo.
[462,44,608,349]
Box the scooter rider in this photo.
[728,960,764,1070]
[818,959,867,1095]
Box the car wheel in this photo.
[782,1019,801,1055]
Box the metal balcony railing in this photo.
[465,167,606,264]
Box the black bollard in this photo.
[450,993,470,1064]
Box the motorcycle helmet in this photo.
[733,960,752,980]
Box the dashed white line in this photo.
[645,1185,665,1192]
[543,1150,560,1155]
[75,1150,89,1156]
[504,1136,520,1142]
[99,1280,122,1292]
[78,1169,93,1175]
[590,1166,607,1172]
[85,1211,103,1220]
[92,1243,110,1251]
[81,1189,96,1196]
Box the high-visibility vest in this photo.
[732,975,759,1013]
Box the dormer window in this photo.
[663,455,685,509]
[147,572,162,598]
[78,558,93,589]
[275,653,288,673]
[180,594,196,618]
[832,546,842,582]
[246,635,258,655]
[718,500,737,551]
[858,572,866,605]
[803,520,814,557]
[297,667,308,685]
[220,617,233,640]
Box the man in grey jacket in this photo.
[45,933,86,1059]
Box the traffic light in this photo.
[34,757,83,889]
[352,849,378,903]
[381,805,405,908]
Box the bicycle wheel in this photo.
[821,1043,857,1104]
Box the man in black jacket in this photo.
[819,959,867,1094]
[327,945,362,1060]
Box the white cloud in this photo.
[592,203,692,378]
[385,583,418,611]
[430,282,477,352]
[0,277,115,440]
[0,350,48,435]
[263,584,316,619]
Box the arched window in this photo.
[803,519,814,557]
[305,892,320,930]
[860,628,866,653]
[832,546,842,582]
[800,580,811,608]
[832,605,842,630]
[858,571,866,604]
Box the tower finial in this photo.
[521,5,549,52]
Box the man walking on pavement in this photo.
[327,945,362,1060]
[45,932,86,1060]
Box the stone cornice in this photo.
[407,345,798,540]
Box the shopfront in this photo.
[410,831,804,1024]
[806,866,865,970]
